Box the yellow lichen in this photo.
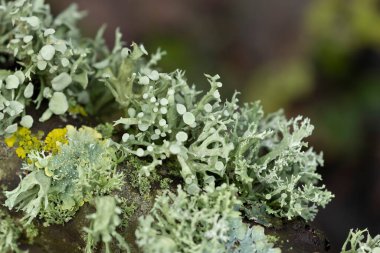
[15,147,26,159]
[4,126,102,163]
[5,127,42,159]
[5,135,17,147]
[44,128,68,154]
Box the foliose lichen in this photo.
[4,126,124,225]
[0,0,96,134]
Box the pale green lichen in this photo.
[103,36,333,221]
[4,126,124,225]
[341,229,380,253]
[232,109,334,221]
[136,184,281,253]
[0,209,38,253]
[136,184,241,253]
[0,0,333,225]
[226,219,281,253]
[0,210,27,253]
[4,170,51,224]
[0,0,93,134]
[0,0,355,252]
[84,196,130,253]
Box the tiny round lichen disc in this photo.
[183,112,195,125]
[40,44,55,61]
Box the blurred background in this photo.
[50,0,380,252]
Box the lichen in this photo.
[0,208,38,253]
[4,127,43,159]
[43,127,68,154]
[0,0,361,252]
[136,184,241,253]
[341,229,380,253]
[4,126,124,225]
[104,37,333,221]
[226,220,281,253]
[136,184,280,253]
[0,0,96,134]
[84,196,130,253]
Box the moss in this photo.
[118,196,138,229]
[95,123,114,139]
[125,154,174,196]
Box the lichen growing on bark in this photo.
[0,0,375,253]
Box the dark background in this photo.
[50,1,380,252]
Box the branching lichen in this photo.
[0,209,38,253]
[341,229,380,253]
[136,184,281,253]
[84,196,130,253]
[102,37,333,221]
[136,184,241,253]
[0,0,362,252]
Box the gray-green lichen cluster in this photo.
[0,0,376,252]
[0,208,37,253]
[103,38,333,221]
[4,126,124,225]
[85,196,130,253]
[341,229,380,253]
[136,184,280,253]
[0,0,94,134]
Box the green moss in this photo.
[125,154,174,196]
[95,123,114,139]
[118,196,138,229]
